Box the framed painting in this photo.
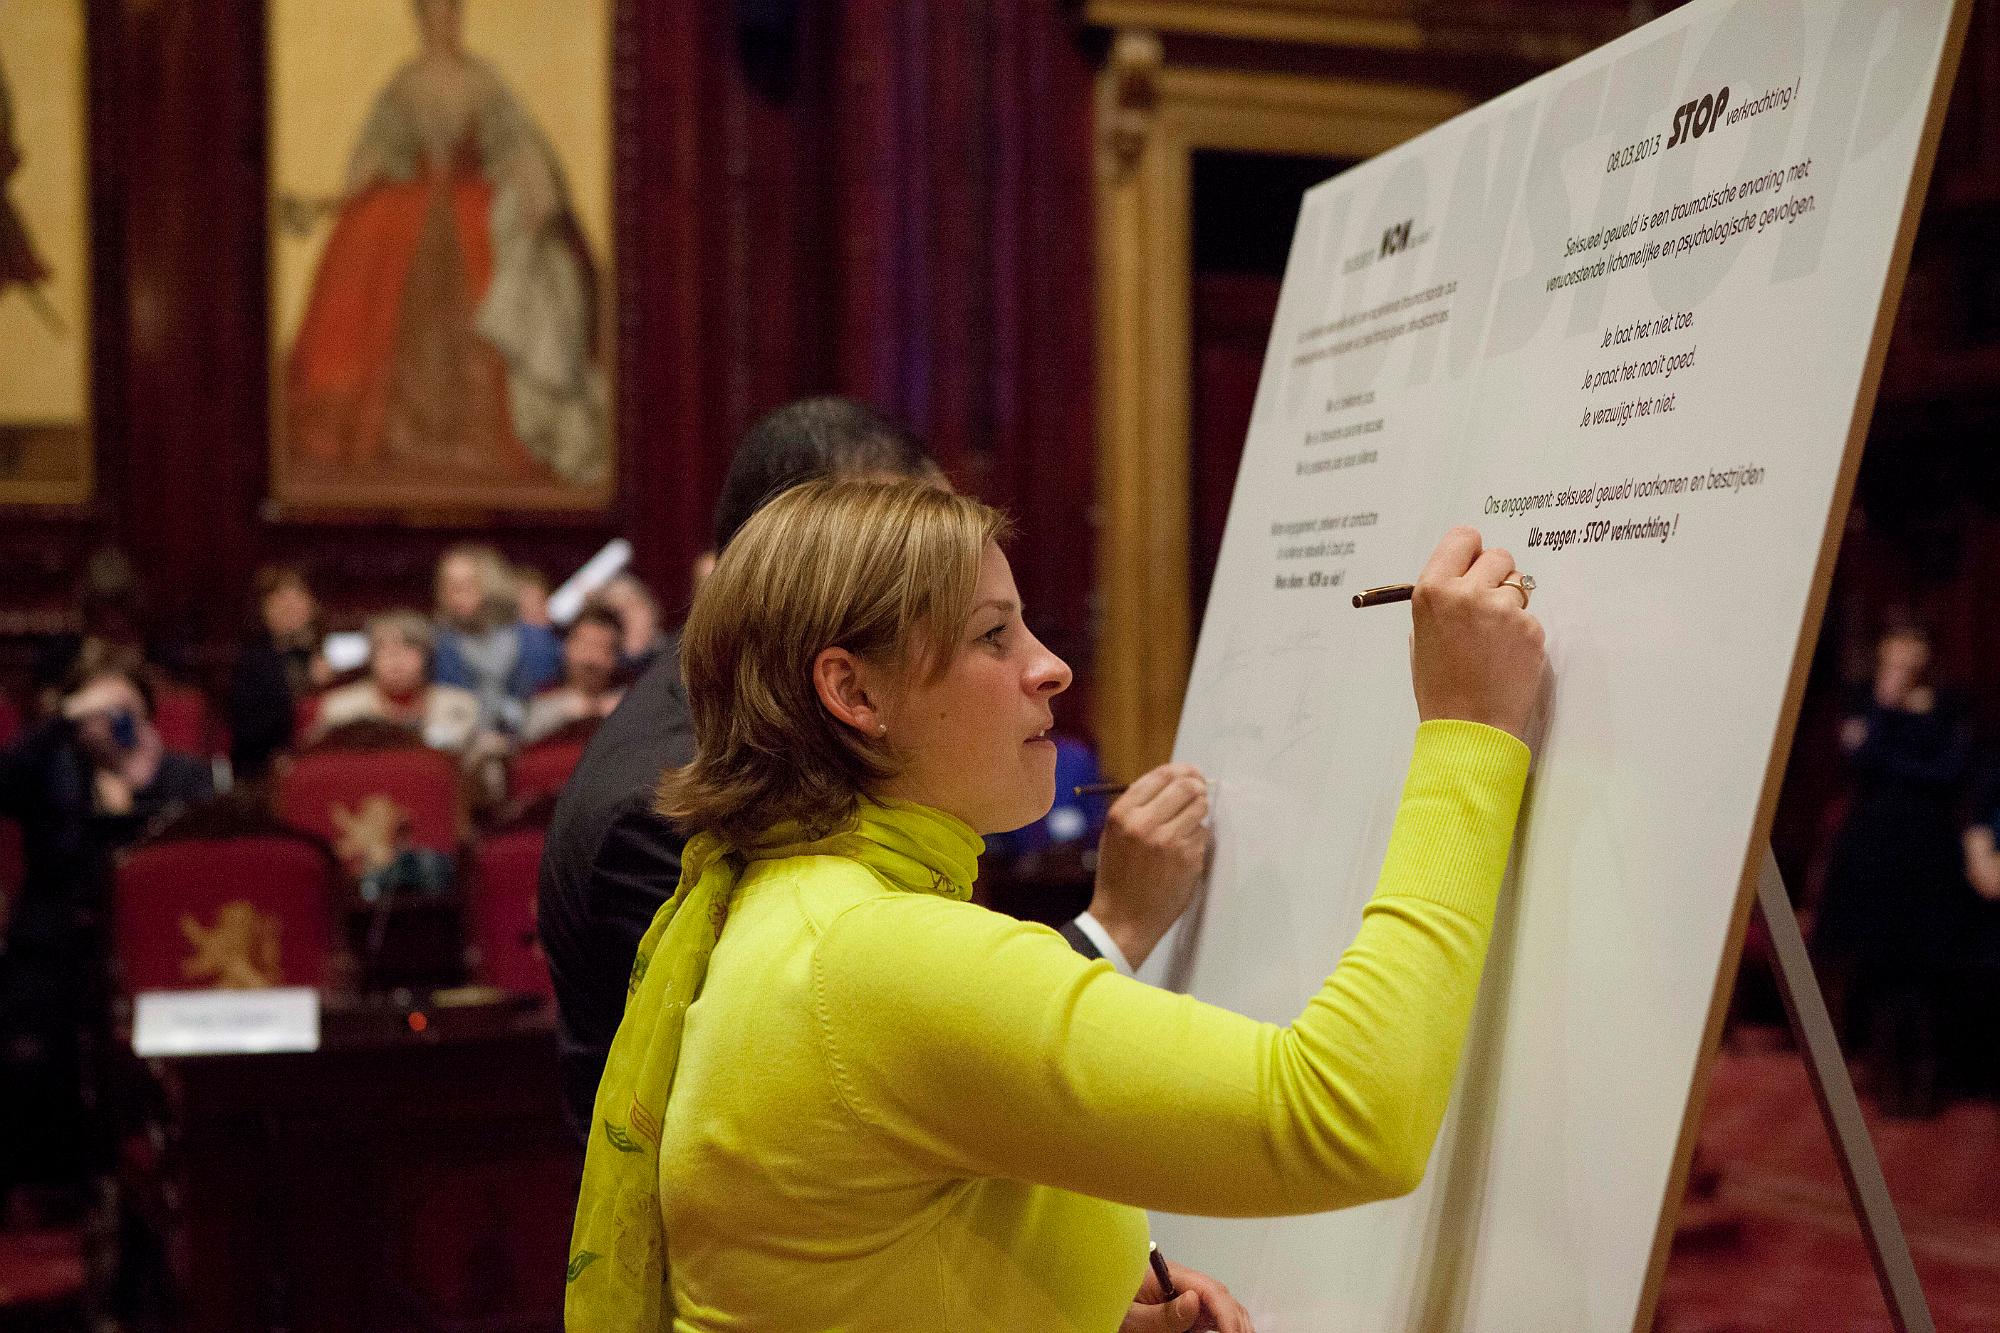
[0,0,92,508]
[267,0,615,514]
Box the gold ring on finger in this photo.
[1500,573,1534,608]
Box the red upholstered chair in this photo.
[0,1226,84,1322]
[1,695,23,913]
[0,690,21,745]
[466,826,553,996]
[0,815,21,906]
[277,745,464,872]
[151,682,213,757]
[114,835,337,991]
[293,691,323,741]
[0,808,19,892]
[509,731,592,805]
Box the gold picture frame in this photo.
[266,0,615,515]
[0,0,93,508]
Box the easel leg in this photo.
[1754,845,1935,1333]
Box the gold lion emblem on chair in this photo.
[330,793,409,875]
[180,901,285,989]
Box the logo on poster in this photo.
[1379,217,1432,260]
[1666,86,1731,149]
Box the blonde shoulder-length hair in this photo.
[659,478,1009,847]
[435,542,519,630]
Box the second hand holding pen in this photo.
[1148,1242,1180,1300]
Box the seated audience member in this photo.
[311,611,479,753]
[516,564,554,630]
[0,660,213,1201]
[520,605,626,744]
[1817,624,1971,1116]
[229,564,333,780]
[590,572,670,675]
[565,481,1540,1330]
[432,543,562,732]
[539,398,1211,1155]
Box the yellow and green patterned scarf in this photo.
[563,795,981,1330]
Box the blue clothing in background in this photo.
[986,734,1110,860]
[433,621,562,732]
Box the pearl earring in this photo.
[876,723,887,736]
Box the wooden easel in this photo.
[1751,845,1932,1333]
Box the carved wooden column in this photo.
[1093,31,1189,780]
[1091,23,1466,775]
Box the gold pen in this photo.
[1351,583,1415,608]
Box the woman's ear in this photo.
[813,647,887,739]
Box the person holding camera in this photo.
[0,659,211,1212]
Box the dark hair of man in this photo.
[253,563,311,602]
[710,397,937,552]
[568,603,625,642]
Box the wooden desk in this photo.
[150,997,578,1333]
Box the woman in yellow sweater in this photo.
[567,480,1544,1332]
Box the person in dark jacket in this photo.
[1816,625,1972,1115]
[228,564,332,781]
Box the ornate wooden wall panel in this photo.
[832,1,1102,713]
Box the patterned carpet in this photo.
[1657,1039,2000,1332]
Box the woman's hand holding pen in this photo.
[1089,762,1212,971]
[1409,527,1547,743]
[1120,1253,1252,1333]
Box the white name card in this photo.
[132,987,321,1057]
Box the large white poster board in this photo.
[1142,1,1970,1327]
